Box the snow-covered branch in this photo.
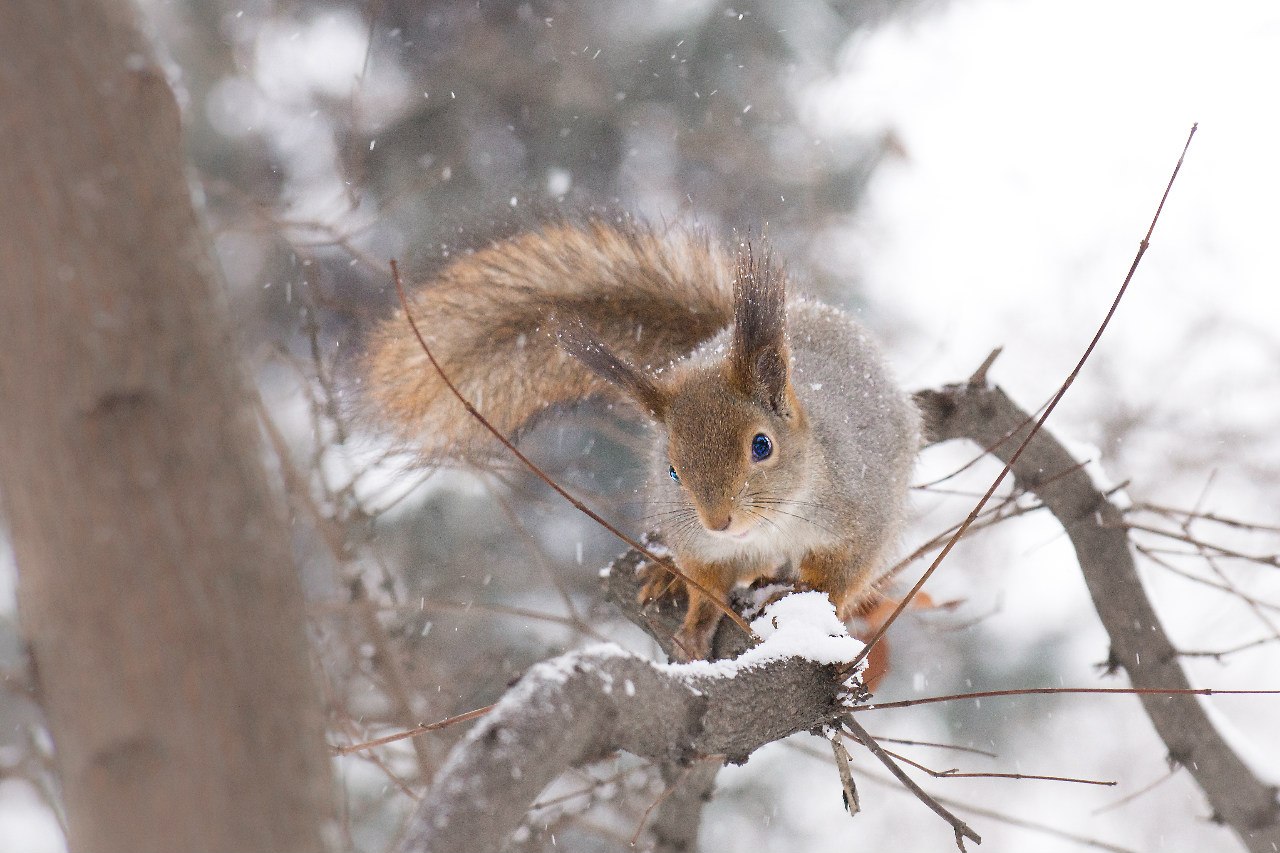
[398,594,866,853]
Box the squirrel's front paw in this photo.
[637,563,684,605]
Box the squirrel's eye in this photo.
[750,433,773,462]
[669,465,680,483]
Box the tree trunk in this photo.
[0,2,332,851]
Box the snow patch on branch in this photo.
[665,592,866,680]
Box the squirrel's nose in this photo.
[704,512,732,532]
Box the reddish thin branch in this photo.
[868,735,998,759]
[856,686,1280,712]
[850,123,1198,670]
[843,716,982,851]
[333,703,496,755]
[880,747,1115,787]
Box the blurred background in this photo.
[3,1,1280,850]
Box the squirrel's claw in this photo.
[636,563,683,605]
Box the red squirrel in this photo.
[363,217,920,659]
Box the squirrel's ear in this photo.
[730,242,793,415]
[551,317,669,419]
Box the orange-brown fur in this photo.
[363,219,734,462]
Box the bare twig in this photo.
[1171,493,1280,645]
[849,123,1198,671]
[1123,522,1280,567]
[489,487,595,636]
[879,747,1115,787]
[1092,767,1179,815]
[788,740,1138,853]
[629,762,698,845]
[1178,637,1280,660]
[966,346,1004,386]
[529,765,645,812]
[856,686,1280,712]
[1135,501,1280,535]
[1137,545,1280,615]
[842,716,982,850]
[333,704,496,756]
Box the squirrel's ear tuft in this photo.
[551,316,669,419]
[730,241,792,415]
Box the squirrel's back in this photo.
[362,218,736,460]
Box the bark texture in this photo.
[0,3,332,851]
[399,643,850,853]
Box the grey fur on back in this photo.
[787,298,921,547]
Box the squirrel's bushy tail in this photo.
[362,218,735,461]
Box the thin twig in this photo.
[629,762,697,846]
[324,596,591,629]
[843,716,982,850]
[866,734,998,760]
[791,734,1134,852]
[488,487,597,637]
[529,765,646,812]
[856,685,1280,712]
[848,123,1198,672]
[1177,636,1280,660]
[1179,510,1280,644]
[880,747,1114,787]
[1137,545,1280,614]
[351,743,422,801]
[1091,767,1178,815]
[966,346,1004,386]
[1135,502,1280,535]
[332,704,496,755]
[1123,522,1280,567]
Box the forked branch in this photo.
[915,382,1280,852]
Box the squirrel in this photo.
[363,216,920,660]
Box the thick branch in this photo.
[399,597,860,853]
[916,382,1280,853]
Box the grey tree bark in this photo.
[0,2,332,851]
